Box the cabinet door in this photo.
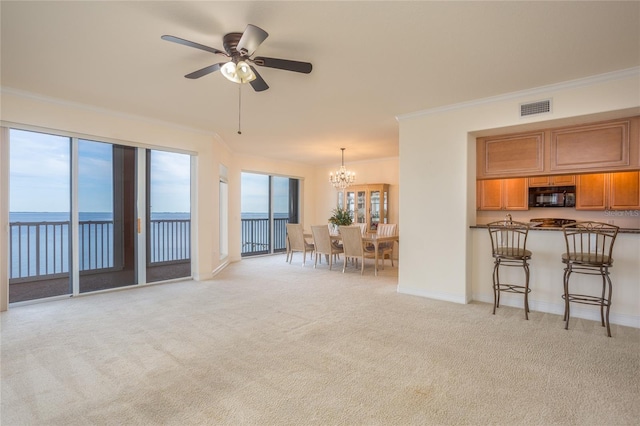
[551,120,630,172]
[369,189,381,230]
[478,179,503,210]
[528,175,575,187]
[503,178,528,210]
[576,174,607,210]
[346,190,356,217]
[609,171,640,209]
[528,176,551,187]
[477,132,545,178]
[356,191,366,224]
[550,175,575,186]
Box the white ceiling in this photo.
[2,1,639,166]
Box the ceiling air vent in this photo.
[520,99,551,117]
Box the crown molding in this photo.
[397,67,640,121]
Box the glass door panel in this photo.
[356,191,366,223]
[240,173,300,256]
[241,173,269,255]
[346,190,355,219]
[370,190,381,230]
[9,130,71,302]
[146,150,191,282]
[272,176,289,252]
[78,140,137,292]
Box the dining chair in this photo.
[561,221,619,337]
[339,225,375,274]
[375,223,397,267]
[286,223,314,266]
[487,220,532,319]
[311,225,343,270]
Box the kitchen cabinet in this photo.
[476,132,545,178]
[550,119,634,172]
[342,184,389,232]
[476,115,639,179]
[477,178,528,211]
[528,175,575,187]
[575,171,640,210]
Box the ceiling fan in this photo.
[162,24,312,92]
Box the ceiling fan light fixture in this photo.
[236,61,256,82]
[220,60,256,84]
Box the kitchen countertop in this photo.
[470,224,640,234]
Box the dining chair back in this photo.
[340,225,376,274]
[375,223,397,267]
[286,223,314,266]
[377,223,397,237]
[311,225,343,270]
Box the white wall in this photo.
[313,157,400,229]
[397,68,640,325]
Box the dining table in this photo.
[329,232,399,276]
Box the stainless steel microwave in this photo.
[528,186,576,208]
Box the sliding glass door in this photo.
[78,140,137,293]
[8,128,193,303]
[146,150,191,282]
[241,172,299,256]
[9,130,71,302]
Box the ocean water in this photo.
[241,212,288,219]
[10,211,190,222]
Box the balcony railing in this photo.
[9,219,191,282]
[10,216,290,280]
[149,219,191,264]
[241,217,289,256]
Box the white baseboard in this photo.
[397,285,469,304]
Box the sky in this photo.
[241,172,289,214]
[9,129,190,213]
[9,128,289,216]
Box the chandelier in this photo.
[329,148,356,189]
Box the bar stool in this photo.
[487,220,532,319]
[561,221,619,337]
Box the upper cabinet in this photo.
[477,178,528,211]
[477,132,545,178]
[550,120,633,172]
[477,116,639,179]
[528,175,575,187]
[575,171,640,210]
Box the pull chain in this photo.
[237,83,242,135]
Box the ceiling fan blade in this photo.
[253,56,312,74]
[249,66,269,92]
[237,24,269,57]
[161,35,226,56]
[185,63,224,79]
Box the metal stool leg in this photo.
[563,267,572,330]
[523,260,530,320]
[604,270,612,337]
[492,260,500,315]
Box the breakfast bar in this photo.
[469,223,640,328]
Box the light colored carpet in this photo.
[2,254,639,425]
